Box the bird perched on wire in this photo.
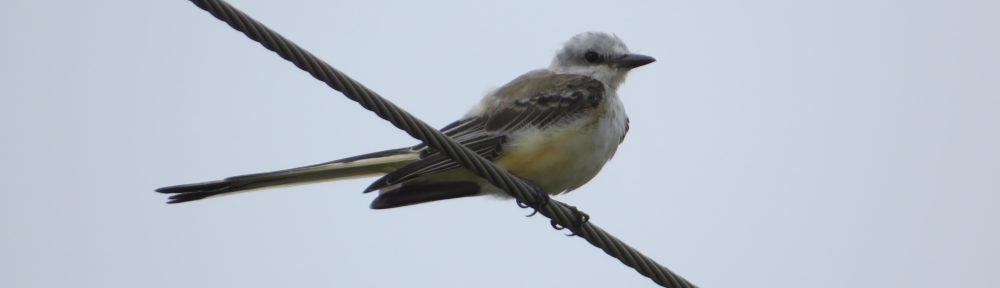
[157,32,655,209]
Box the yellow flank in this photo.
[494,128,580,191]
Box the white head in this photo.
[550,32,655,90]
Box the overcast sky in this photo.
[2,0,998,287]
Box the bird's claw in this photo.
[515,180,551,217]
[517,193,550,217]
[511,180,588,235]
[550,205,590,236]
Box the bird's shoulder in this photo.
[477,71,609,132]
[492,70,607,104]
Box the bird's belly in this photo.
[495,124,620,195]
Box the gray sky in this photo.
[2,0,998,287]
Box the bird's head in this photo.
[550,32,655,90]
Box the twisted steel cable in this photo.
[186,0,696,287]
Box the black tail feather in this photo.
[157,180,238,204]
[156,148,416,204]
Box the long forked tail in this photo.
[156,148,419,203]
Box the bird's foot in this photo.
[550,205,590,236]
[515,181,550,217]
[516,192,550,217]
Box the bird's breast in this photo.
[494,98,627,195]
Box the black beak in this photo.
[612,53,656,69]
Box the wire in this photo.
[186,1,696,287]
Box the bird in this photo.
[157,32,655,209]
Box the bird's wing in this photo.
[364,73,607,192]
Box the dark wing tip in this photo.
[363,178,389,193]
[369,181,480,209]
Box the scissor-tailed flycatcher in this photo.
[158,32,655,209]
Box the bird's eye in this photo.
[584,51,601,63]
